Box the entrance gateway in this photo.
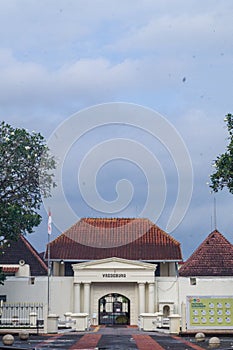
[72,257,156,325]
[99,293,130,325]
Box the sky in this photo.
[1,0,233,260]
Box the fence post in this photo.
[29,312,37,327]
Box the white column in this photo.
[138,282,145,314]
[73,282,81,313]
[181,302,186,332]
[83,282,91,314]
[148,283,155,313]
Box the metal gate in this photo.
[99,293,130,325]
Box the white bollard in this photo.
[19,330,29,340]
[195,332,205,342]
[2,334,14,345]
[209,337,220,348]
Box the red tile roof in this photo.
[46,218,182,261]
[179,230,233,276]
[0,235,48,276]
[0,266,19,273]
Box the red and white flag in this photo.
[48,210,52,235]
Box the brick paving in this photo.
[132,334,165,350]
[2,327,233,349]
[69,334,102,349]
[150,334,206,350]
[97,334,136,349]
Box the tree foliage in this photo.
[210,113,233,194]
[0,121,56,245]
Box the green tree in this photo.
[210,113,233,193]
[0,121,56,283]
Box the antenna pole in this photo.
[214,197,217,230]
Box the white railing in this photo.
[0,302,44,328]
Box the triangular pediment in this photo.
[72,257,156,271]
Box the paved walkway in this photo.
[1,326,233,349]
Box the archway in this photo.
[98,293,130,325]
[163,305,170,317]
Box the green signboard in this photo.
[187,296,233,329]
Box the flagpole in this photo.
[47,233,50,314]
[47,210,52,314]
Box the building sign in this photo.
[102,273,127,278]
[187,296,233,329]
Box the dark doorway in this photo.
[99,293,130,325]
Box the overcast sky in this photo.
[1,0,233,259]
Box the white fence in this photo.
[0,302,44,328]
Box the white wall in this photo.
[155,277,233,314]
[2,274,233,326]
[178,277,233,305]
[49,277,73,316]
[1,276,73,320]
[155,277,179,312]
[160,262,177,277]
[0,277,47,303]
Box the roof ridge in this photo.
[20,235,48,272]
[207,229,232,244]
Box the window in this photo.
[190,277,196,285]
[0,295,6,302]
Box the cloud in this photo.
[0,50,180,116]
[0,0,233,258]
[0,1,232,119]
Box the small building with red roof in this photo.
[179,230,233,277]
[0,234,47,277]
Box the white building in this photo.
[1,219,233,332]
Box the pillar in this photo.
[138,282,145,314]
[181,302,186,332]
[168,314,181,334]
[73,282,81,313]
[148,282,155,313]
[83,282,91,314]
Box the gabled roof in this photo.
[0,235,48,276]
[46,218,182,261]
[179,230,233,276]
